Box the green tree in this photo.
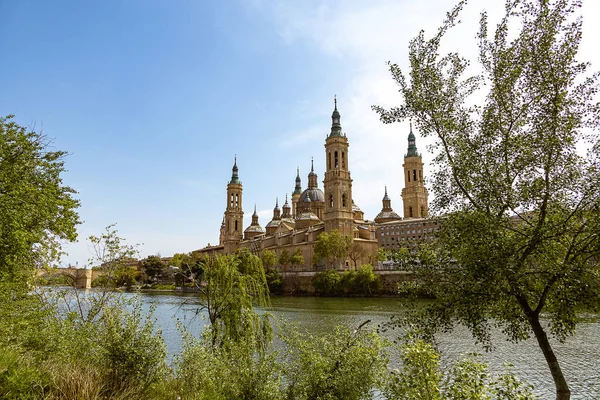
[374,1,600,398]
[377,248,388,263]
[194,252,271,349]
[261,249,278,270]
[351,265,381,295]
[0,115,80,284]
[261,249,283,294]
[278,249,290,272]
[141,255,164,283]
[390,247,411,271]
[290,249,305,269]
[313,230,353,269]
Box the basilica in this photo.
[197,99,432,270]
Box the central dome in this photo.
[298,188,324,204]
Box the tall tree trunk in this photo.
[528,314,570,400]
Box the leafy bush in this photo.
[265,268,283,295]
[281,322,387,400]
[312,270,342,295]
[313,266,381,296]
[383,340,536,400]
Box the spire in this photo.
[282,194,291,218]
[293,167,302,195]
[406,121,419,157]
[329,95,342,137]
[273,198,281,220]
[251,204,259,225]
[308,158,318,189]
[230,155,240,184]
[383,186,390,201]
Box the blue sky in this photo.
[1,0,599,266]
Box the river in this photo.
[137,292,599,399]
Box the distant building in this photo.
[196,99,436,269]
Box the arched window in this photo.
[328,152,331,170]
[334,151,339,168]
[342,152,345,169]
[235,220,238,231]
[230,193,234,207]
[330,195,334,208]
[413,169,417,182]
[407,171,410,182]
[235,194,239,207]
[409,206,413,218]
[342,194,346,207]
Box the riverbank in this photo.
[129,270,413,297]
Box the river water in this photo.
[138,292,599,399]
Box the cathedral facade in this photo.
[199,99,431,271]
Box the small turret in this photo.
[308,158,318,189]
[375,186,401,223]
[244,204,265,240]
[292,167,302,218]
[282,194,292,218]
[273,198,281,220]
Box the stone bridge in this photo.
[36,268,104,289]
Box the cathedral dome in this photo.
[298,188,324,204]
[244,225,265,234]
[375,210,402,222]
[265,219,281,229]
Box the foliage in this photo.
[0,115,80,284]
[96,302,167,393]
[140,255,165,283]
[261,249,278,270]
[377,248,388,262]
[312,270,343,295]
[160,329,283,400]
[290,249,305,268]
[374,0,600,397]
[313,229,353,269]
[278,249,290,269]
[383,340,536,400]
[313,266,382,296]
[389,247,412,270]
[187,250,271,349]
[281,322,387,400]
[265,267,283,295]
[171,252,205,284]
[92,266,139,288]
[351,265,381,295]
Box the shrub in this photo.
[312,270,342,295]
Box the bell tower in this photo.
[223,156,244,253]
[401,123,429,219]
[323,97,354,236]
